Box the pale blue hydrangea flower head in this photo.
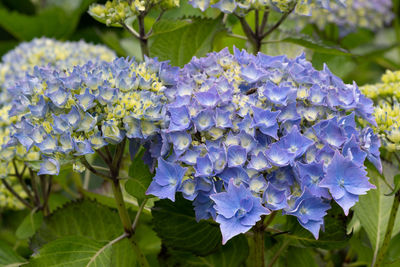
[146,47,379,243]
[308,0,393,34]
[188,0,346,15]
[9,57,178,175]
[0,38,116,180]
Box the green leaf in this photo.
[0,240,27,266]
[152,195,222,256]
[159,235,248,267]
[15,211,43,240]
[28,236,112,267]
[149,18,223,67]
[162,0,221,20]
[284,203,351,249]
[385,233,400,266]
[0,0,93,40]
[30,200,147,267]
[353,162,400,258]
[30,200,122,249]
[279,37,351,56]
[125,149,153,202]
[284,247,318,267]
[386,174,400,196]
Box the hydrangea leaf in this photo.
[162,0,221,20]
[29,200,158,266]
[125,149,154,202]
[353,162,400,257]
[0,0,93,40]
[0,240,27,266]
[158,235,248,267]
[28,236,112,267]
[152,195,222,256]
[15,210,44,240]
[149,18,223,66]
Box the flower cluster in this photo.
[0,38,116,180]
[361,70,400,152]
[0,38,116,99]
[89,0,179,27]
[146,48,379,243]
[9,57,178,176]
[308,0,393,33]
[188,0,345,15]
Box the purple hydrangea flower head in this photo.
[211,179,270,244]
[146,48,379,242]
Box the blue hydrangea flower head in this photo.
[145,48,379,242]
[9,56,177,175]
[0,38,116,181]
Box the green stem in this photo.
[249,220,265,267]
[374,191,400,267]
[138,13,149,57]
[111,179,133,234]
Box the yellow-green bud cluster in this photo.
[361,70,400,151]
[89,0,179,27]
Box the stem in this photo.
[14,163,35,204]
[259,10,269,34]
[132,199,148,232]
[236,15,258,52]
[260,6,295,39]
[138,14,149,57]
[374,191,400,267]
[263,211,277,228]
[111,179,133,234]
[29,169,41,207]
[41,176,52,216]
[81,157,111,180]
[255,10,260,37]
[250,220,265,267]
[1,179,33,209]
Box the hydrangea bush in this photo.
[146,48,380,243]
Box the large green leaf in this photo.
[0,0,93,40]
[28,236,112,267]
[159,235,248,267]
[29,200,147,267]
[15,211,43,240]
[284,203,351,249]
[284,247,318,267]
[149,18,223,67]
[0,240,27,266]
[125,149,154,203]
[30,200,122,249]
[162,0,221,20]
[152,195,222,256]
[353,162,400,259]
